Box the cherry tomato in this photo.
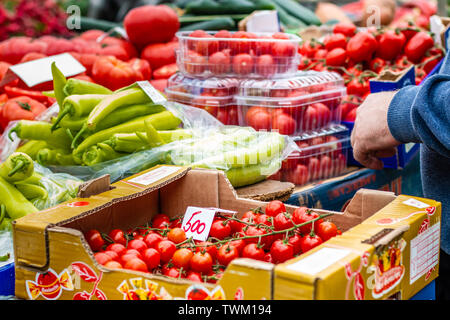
[272,113,296,135]
[186,270,203,282]
[94,252,112,265]
[195,241,218,261]
[172,248,194,270]
[292,207,323,234]
[152,63,178,80]
[255,54,276,77]
[209,220,231,240]
[208,50,231,74]
[300,232,323,253]
[214,29,232,50]
[273,212,294,231]
[242,243,265,261]
[127,239,148,253]
[190,251,213,273]
[144,232,164,249]
[265,200,286,217]
[106,243,127,256]
[270,240,294,263]
[152,213,170,229]
[288,164,309,185]
[325,48,347,67]
[299,39,324,58]
[120,249,143,265]
[124,257,148,273]
[217,244,239,266]
[323,33,347,51]
[232,53,254,75]
[168,227,187,244]
[288,233,303,255]
[142,248,161,270]
[247,109,271,131]
[243,226,273,249]
[316,221,338,241]
[103,250,120,262]
[346,32,378,63]
[85,229,105,252]
[404,31,434,63]
[103,260,123,269]
[376,30,406,61]
[157,240,177,264]
[333,22,356,37]
[229,238,246,255]
[263,252,273,263]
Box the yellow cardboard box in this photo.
[12,165,440,300]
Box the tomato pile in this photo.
[177,30,300,78]
[298,22,445,122]
[270,130,348,185]
[85,200,340,283]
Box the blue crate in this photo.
[410,280,435,300]
[0,262,14,296]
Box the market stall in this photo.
[0,0,447,302]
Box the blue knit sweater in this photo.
[388,52,450,254]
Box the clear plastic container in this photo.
[235,71,346,136]
[165,73,240,125]
[269,125,350,186]
[175,30,301,79]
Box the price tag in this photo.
[137,81,167,104]
[181,206,218,241]
[0,53,85,88]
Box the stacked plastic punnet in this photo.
[165,30,350,187]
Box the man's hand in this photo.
[351,91,402,170]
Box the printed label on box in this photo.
[410,222,440,284]
[181,206,217,241]
[285,247,351,275]
[402,198,430,209]
[127,166,182,186]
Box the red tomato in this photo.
[376,30,406,61]
[404,31,434,63]
[300,232,323,253]
[369,57,387,73]
[144,232,164,249]
[94,252,112,265]
[19,52,47,63]
[255,54,276,77]
[103,260,123,269]
[123,5,180,47]
[325,48,347,67]
[0,96,47,129]
[270,240,294,263]
[128,58,151,80]
[313,102,331,127]
[120,249,143,265]
[167,227,187,244]
[263,252,273,263]
[127,239,148,253]
[265,200,286,217]
[108,229,127,246]
[288,233,303,255]
[157,240,177,263]
[186,271,203,282]
[106,243,127,256]
[273,212,294,231]
[0,37,47,64]
[343,107,357,122]
[299,40,324,58]
[272,113,296,135]
[288,164,309,185]
[346,32,378,63]
[323,33,347,51]
[229,238,246,255]
[232,53,254,75]
[172,248,194,270]
[316,221,338,241]
[85,230,105,252]
[150,79,168,92]
[183,50,207,75]
[208,50,231,74]
[293,208,323,235]
[217,244,239,266]
[91,56,143,91]
[230,31,256,54]
[195,241,218,261]
[190,251,213,273]
[153,63,178,80]
[124,257,149,272]
[209,220,231,240]
[152,213,170,229]
[103,250,120,262]
[140,41,179,70]
[271,41,296,58]
[214,29,232,50]
[242,243,265,261]
[333,22,356,37]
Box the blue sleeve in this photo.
[387,53,450,159]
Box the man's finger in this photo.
[352,143,384,170]
[373,147,397,158]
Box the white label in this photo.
[402,198,430,209]
[410,222,440,284]
[246,10,280,33]
[127,166,181,186]
[137,81,167,104]
[0,53,85,87]
[181,206,217,241]
[285,247,351,275]
[404,142,416,153]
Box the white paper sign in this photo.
[127,166,182,186]
[0,53,85,88]
[285,247,351,275]
[181,206,217,241]
[246,10,280,33]
[137,81,167,104]
[402,198,430,209]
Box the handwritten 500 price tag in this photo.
[181,207,217,241]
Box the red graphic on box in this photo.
[234,287,244,300]
[344,251,369,300]
[71,262,107,300]
[418,218,436,281]
[67,201,90,207]
[26,268,74,300]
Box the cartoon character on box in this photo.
[26,269,74,300]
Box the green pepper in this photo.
[106,133,149,153]
[0,204,11,231]
[72,111,181,163]
[51,62,67,109]
[82,143,125,166]
[0,176,38,219]
[51,94,108,131]
[144,119,165,148]
[158,129,193,143]
[36,148,73,166]
[15,183,48,200]
[55,116,86,132]
[16,140,48,160]
[0,152,34,183]
[63,78,112,96]
[9,120,72,149]
[224,160,281,187]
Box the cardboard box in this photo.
[12,165,440,300]
[274,192,441,300]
